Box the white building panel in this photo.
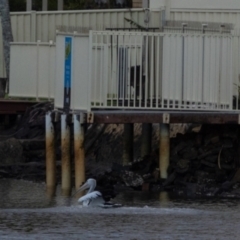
[9,42,55,99]
[55,33,90,111]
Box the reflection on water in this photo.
[1,179,240,239]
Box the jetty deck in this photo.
[91,110,240,124]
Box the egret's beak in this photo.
[72,182,89,196]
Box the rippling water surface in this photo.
[1,179,240,239]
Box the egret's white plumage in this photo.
[73,178,122,208]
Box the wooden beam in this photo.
[92,111,239,124]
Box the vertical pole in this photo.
[141,123,152,157]
[61,114,71,196]
[26,0,32,11]
[58,0,64,10]
[30,11,37,42]
[74,114,85,190]
[45,112,56,196]
[36,40,41,101]
[165,0,171,20]
[123,123,134,165]
[159,123,170,179]
[181,24,187,105]
[42,0,48,11]
[201,24,208,104]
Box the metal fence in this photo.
[9,30,240,112]
[89,30,236,111]
[0,9,163,78]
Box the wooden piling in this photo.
[159,123,170,179]
[123,123,134,165]
[141,123,152,157]
[45,112,56,194]
[61,114,71,196]
[73,114,85,190]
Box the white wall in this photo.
[1,9,163,78]
[9,42,55,99]
[150,0,166,9]
[150,0,240,10]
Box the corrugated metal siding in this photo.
[170,11,240,29]
[9,42,55,99]
[0,9,162,78]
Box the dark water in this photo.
[1,179,240,240]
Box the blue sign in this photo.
[64,37,72,109]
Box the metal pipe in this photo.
[141,123,152,157]
[201,24,208,104]
[73,114,85,190]
[61,114,71,196]
[123,123,134,165]
[45,112,56,194]
[181,23,187,106]
[42,0,48,11]
[26,0,32,11]
[159,123,170,179]
[58,0,63,10]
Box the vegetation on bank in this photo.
[9,0,133,11]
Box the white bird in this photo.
[73,178,122,208]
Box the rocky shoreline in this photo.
[1,103,240,198]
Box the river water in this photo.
[1,179,240,240]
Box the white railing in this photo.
[9,30,240,112]
[89,30,238,111]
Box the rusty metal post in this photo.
[45,111,56,195]
[141,123,152,157]
[73,114,85,190]
[159,123,170,179]
[123,123,134,165]
[61,114,71,196]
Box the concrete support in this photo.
[42,0,48,11]
[73,114,85,190]
[45,112,56,195]
[141,123,152,157]
[123,123,134,165]
[26,0,32,11]
[159,123,170,179]
[61,114,71,196]
[58,0,64,10]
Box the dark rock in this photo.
[201,160,216,168]
[0,138,24,165]
[182,147,198,160]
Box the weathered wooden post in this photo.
[61,113,71,196]
[73,113,85,190]
[141,123,152,157]
[159,123,170,179]
[123,123,134,165]
[45,111,56,196]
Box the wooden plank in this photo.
[92,111,239,124]
[0,100,40,114]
